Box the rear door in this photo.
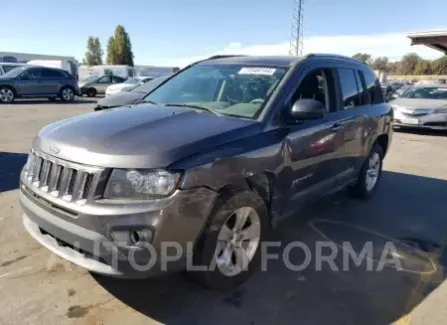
[333,68,370,182]
[16,68,42,95]
[41,69,66,94]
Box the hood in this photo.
[390,98,447,109]
[34,104,260,169]
[0,76,14,82]
[96,91,143,108]
[107,84,131,92]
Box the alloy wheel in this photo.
[365,152,381,191]
[0,88,14,103]
[214,206,261,276]
[62,88,74,101]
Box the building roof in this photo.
[408,31,447,54]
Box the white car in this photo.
[105,77,153,96]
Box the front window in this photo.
[142,64,288,119]
[401,87,447,100]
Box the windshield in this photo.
[81,76,99,83]
[1,66,27,78]
[123,77,140,84]
[142,64,288,119]
[401,87,447,99]
[131,76,170,93]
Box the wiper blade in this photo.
[135,99,158,105]
[164,103,222,116]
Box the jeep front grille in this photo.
[24,151,102,204]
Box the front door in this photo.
[94,76,112,94]
[16,68,42,95]
[280,68,347,213]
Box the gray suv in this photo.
[20,54,393,291]
[0,66,79,103]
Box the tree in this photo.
[106,25,134,66]
[386,61,401,74]
[93,38,103,65]
[431,56,447,75]
[372,57,389,71]
[106,37,117,65]
[352,53,372,65]
[83,37,103,66]
[400,53,421,75]
[414,60,432,75]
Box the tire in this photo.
[348,144,384,199]
[0,86,15,104]
[60,87,75,102]
[190,189,270,291]
[87,88,97,97]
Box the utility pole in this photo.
[289,0,304,56]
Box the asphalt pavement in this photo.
[0,98,446,325]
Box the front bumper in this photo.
[393,110,447,130]
[20,184,218,278]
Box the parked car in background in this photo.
[0,62,26,75]
[20,54,392,290]
[79,75,126,97]
[391,84,412,99]
[27,60,79,81]
[94,75,171,111]
[105,76,153,97]
[78,65,134,80]
[381,83,394,101]
[0,65,79,103]
[391,84,447,130]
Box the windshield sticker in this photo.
[238,67,277,76]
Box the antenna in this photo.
[289,0,304,56]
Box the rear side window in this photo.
[41,69,66,79]
[363,69,384,104]
[355,70,369,105]
[337,68,361,109]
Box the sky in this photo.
[2,0,447,67]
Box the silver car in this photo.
[390,84,447,130]
[79,75,126,97]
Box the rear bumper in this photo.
[20,185,218,278]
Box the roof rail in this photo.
[179,55,248,72]
[305,53,367,64]
[204,54,247,61]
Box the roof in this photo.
[199,54,362,68]
[408,31,447,54]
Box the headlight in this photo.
[104,169,182,199]
[23,151,34,172]
[432,108,447,114]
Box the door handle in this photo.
[331,123,344,132]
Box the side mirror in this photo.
[290,98,326,120]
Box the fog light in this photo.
[130,230,141,245]
[111,228,154,247]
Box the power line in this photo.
[289,0,304,56]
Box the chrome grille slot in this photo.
[24,151,103,206]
